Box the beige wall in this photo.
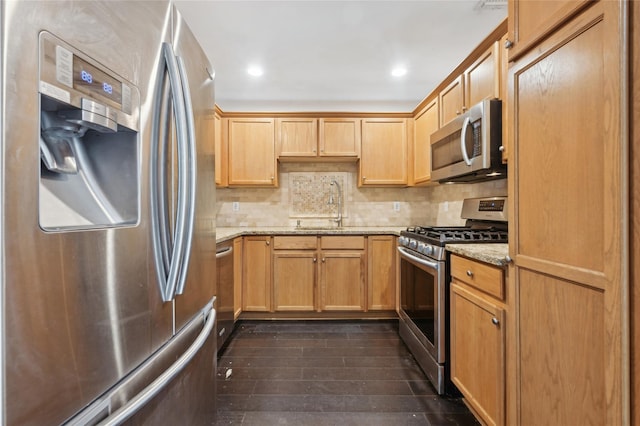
[216,162,507,227]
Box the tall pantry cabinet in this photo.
[507,1,628,425]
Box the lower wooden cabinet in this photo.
[367,235,396,310]
[242,235,272,311]
[449,254,506,426]
[272,236,318,311]
[241,234,396,314]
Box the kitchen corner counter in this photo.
[445,243,510,267]
[216,227,405,243]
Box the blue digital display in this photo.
[73,55,122,105]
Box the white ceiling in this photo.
[174,1,507,112]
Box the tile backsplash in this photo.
[216,162,507,227]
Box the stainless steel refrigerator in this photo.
[0,1,217,424]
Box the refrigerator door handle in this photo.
[97,304,216,426]
[150,50,173,302]
[151,42,190,302]
[174,55,197,297]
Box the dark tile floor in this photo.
[214,320,480,426]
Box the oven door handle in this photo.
[397,246,441,271]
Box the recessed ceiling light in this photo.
[391,66,407,77]
[247,66,264,77]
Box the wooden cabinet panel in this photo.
[242,236,272,311]
[507,0,591,60]
[320,235,365,250]
[499,33,509,164]
[367,235,396,311]
[228,118,277,186]
[360,118,408,186]
[517,270,604,425]
[465,41,500,108]
[319,118,361,157]
[276,117,318,157]
[439,75,465,127]
[273,250,316,311]
[413,98,438,185]
[273,235,317,250]
[509,2,626,424]
[233,237,243,319]
[213,112,227,187]
[451,254,504,300]
[320,251,365,311]
[451,282,505,426]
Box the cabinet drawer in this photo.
[450,254,504,300]
[273,236,318,250]
[320,236,365,250]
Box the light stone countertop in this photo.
[216,226,406,243]
[446,243,510,267]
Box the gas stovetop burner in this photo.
[403,225,507,244]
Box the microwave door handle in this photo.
[460,116,472,166]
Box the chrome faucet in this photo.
[329,180,343,227]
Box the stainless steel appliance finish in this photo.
[397,197,507,395]
[1,2,217,425]
[216,241,235,350]
[430,98,505,183]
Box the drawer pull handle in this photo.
[466,270,473,277]
[491,317,500,325]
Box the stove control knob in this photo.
[424,245,433,256]
[399,236,409,247]
[408,239,418,250]
[417,243,426,254]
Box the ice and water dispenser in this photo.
[38,32,140,230]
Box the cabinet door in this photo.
[509,2,625,424]
[233,237,243,319]
[507,0,591,60]
[439,75,464,127]
[276,117,318,157]
[367,236,396,311]
[360,118,408,186]
[499,34,509,164]
[320,251,365,311]
[214,112,227,187]
[413,99,438,185]
[242,236,272,311]
[318,118,361,157]
[273,251,317,311]
[450,282,505,426]
[465,41,500,108]
[228,118,277,186]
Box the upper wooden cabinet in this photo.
[440,41,502,128]
[413,98,438,185]
[213,111,227,187]
[506,0,591,60]
[276,117,361,160]
[465,41,501,108]
[227,117,277,187]
[439,75,465,127]
[359,118,408,186]
[318,118,361,158]
[276,117,318,157]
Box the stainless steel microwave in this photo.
[430,98,506,183]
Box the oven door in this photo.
[397,246,446,364]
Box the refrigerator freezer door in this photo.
[2,2,174,424]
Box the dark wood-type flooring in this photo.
[214,320,480,425]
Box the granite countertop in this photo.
[445,243,510,267]
[216,226,405,243]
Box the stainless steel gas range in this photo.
[397,196,508,395]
